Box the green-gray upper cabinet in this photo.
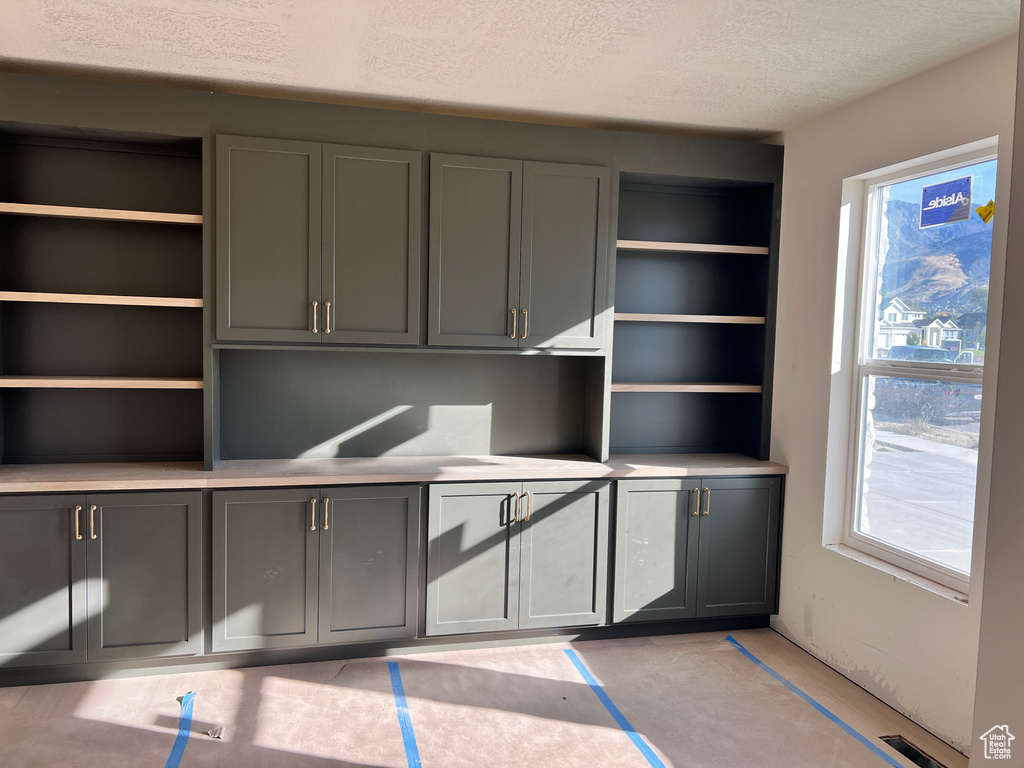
[696,477,780,618]
[216,135,322,342]
[613,479,700,623]
[322,144,422,344]
[425,480,609,636]
[518,480,609,629]
[318,485,420,643]
[612,476,781,623]
[428,154,609,350]
[0,495,87,668]
[520,162,609,350]
[216,136,422,344]
[86,492,202,661]
[0,491,201,669]
[212,485,420,653]
[428,154,522,348]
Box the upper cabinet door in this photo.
[428,154,521,347]
[323,145,422,345]
[520,162,609,350]
[696,477,781,618]
[216,135,322,342]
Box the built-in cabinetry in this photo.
[215,136,422,344]
[0,491,202,667]
[426,480,609,635]
[211,485,420,652]
[0,135,204,463]
[613,477,780,623]
[428,155,609,349]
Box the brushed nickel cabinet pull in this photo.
[521,309,528,339]
[323,497,330,530]
[512,492,521,523]
[523,490,532,521]
[89,505,97,540]
[691,488,700,516]
[510,308,517,338]
[74,505,83,541]
[324,301,331,334]
[703,488,711,516]
[310,498,318,531]
[312,300,318,334]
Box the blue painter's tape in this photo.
[164,690,195,768]
[725,635,903,767]
[564,648,666,768]
[387,661,422,768]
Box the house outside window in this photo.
[847,148,995,591]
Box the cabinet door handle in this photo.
[691,488,700,516]
[703,488,711,516]
[523,490,532,522]
[312,301,318,334]
[521,309,528,339]
[310,498,318,531]
[323,497,330,530]
[89,505,97,540]
[324,301,331,334]
[510,308,517,339]
[74,505,83,541]
[512,492,521,523]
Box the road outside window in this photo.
[850,155,995,590]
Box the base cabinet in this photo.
[425,480,609,636]
[211,485,420,652]
[0,491,202,668]
[613,477,780,623]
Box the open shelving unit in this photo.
[0,133,204,463]
[609,176,775,457]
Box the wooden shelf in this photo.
[0,376,203,390]
[611,383,762,393]
[614,312,765,325]
[616,239,769,256]
[0,291,203,308]
[0,202,203,226]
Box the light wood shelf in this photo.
[0,291,203,308]
[611,383,762,393]
[0,202,203,226]
[616,239,769,256]
[614,312,765,325]
[0,376,204,390]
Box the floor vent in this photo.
[880,735,948,768]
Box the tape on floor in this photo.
[564,648,667,768]
[164,690,195,768]
[387,661,422,768]
[725,635,903,768]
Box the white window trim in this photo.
[839,140,997,593]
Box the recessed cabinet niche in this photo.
[428,154,609,350]
[216,135,422,344]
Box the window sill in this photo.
[824,543,969,605]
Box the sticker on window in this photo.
[920,175,972,228]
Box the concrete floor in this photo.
[0,629,966,768]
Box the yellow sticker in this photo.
[975,199,995,224]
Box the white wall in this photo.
[771,36,1017,753]
[970,18,1024,767]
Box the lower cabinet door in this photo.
[0,495,88,668]
[612,480,699,623]
[86,492,202,661]
[519,480,609,629]
[212,488,320,652]
[318,485,420,643]
[696,477,781,618]
[426,482,521,635]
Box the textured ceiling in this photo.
[0,0,1019,138]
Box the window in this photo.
[846,147,995,591]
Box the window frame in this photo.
[843,145,995,592]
